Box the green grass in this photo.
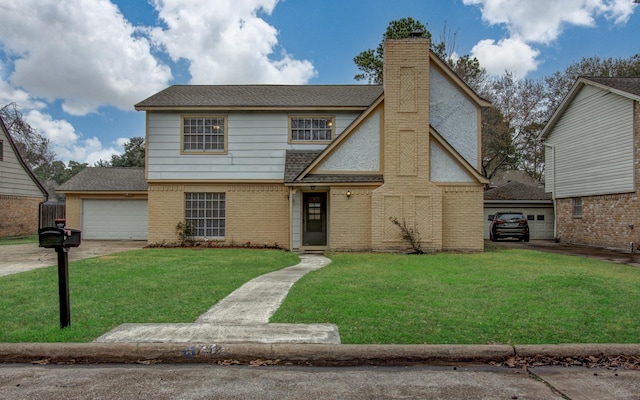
[0,248,299,342]
[271,250,640,345]
[3,247,640,344]
[0,235,37,245]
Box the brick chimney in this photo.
[371,35,443,252]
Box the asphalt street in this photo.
[2,363,639,400]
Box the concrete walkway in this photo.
[96,254,340,344]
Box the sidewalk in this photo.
[95,254,340,344]
[1,250,640,398]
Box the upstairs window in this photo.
[290,116,334,142]
[0,140,3,161]
[182,116,226,153]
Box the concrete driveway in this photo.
[486,239,640,267]
[0,240,146,277]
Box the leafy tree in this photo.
[484,72,547,180]
[97,136,145,167]
[353,17,430,84]
[0,103,55,171]
[519,122,546,181]
[481,106,518,179]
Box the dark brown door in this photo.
[303,192,327,246]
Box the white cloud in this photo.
[464,0,636,44]
[0,0,172,116]
[24,110,120,165]
[149,0,316,84]
[463,0,637,76]
[471,38,540,78]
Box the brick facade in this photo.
[0,195,42,237]
[148,183,290,248]
[329,186,375,251]
[555,101,640,251]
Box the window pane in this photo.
[184,192,226,237]
[183,116,225,152]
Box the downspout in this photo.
[544,143,558,241]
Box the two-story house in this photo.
[0,117,48,237]
[64,36,488,252]
[540,77,640,250]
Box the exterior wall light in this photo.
[346,190,352,199]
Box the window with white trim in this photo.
[185,193,226,237]
[290,116,334,142]
[182,116,225,152]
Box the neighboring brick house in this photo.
[0,117,48,237]
[121,36,489,251]
[539,77,640,250]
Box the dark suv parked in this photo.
[489,211,530,242]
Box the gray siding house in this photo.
[0,117,48,237]
[539,77,640,250]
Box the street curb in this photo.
[1,343,639,366]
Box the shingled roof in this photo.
[284,150,322,182]
[57,167,147,192]
[135,85,384,109]
[582,76,640,98]
[484,181,551,201]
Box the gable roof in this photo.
[540,76,640,140]
[135,85,384,110]
[57,167,147,192]
[429,51,492,108]
[0,117,48,198]
[484,181,551,201]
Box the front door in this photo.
[303,192,327,246]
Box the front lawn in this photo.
[2,247,639,344]
[272,250,640,344]
[0,248,299,342]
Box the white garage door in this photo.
[484,207,554,240]
[82,199,148,240]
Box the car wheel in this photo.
[524,235,530,242]
[490,233,497,242]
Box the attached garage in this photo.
[82,199,148,240]
[484,181,554,240]
[56,167,148,241]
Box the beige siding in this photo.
[545,85,634,198]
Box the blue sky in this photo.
[0,0,638,165]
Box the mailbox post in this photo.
[38,218,81,329]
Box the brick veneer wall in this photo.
[329,187,374,251]
[556,194,639,250]
[441,185,485,251]
[148,183,290,249]
[0,195,43,237]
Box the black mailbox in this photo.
[38,227,82,248]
